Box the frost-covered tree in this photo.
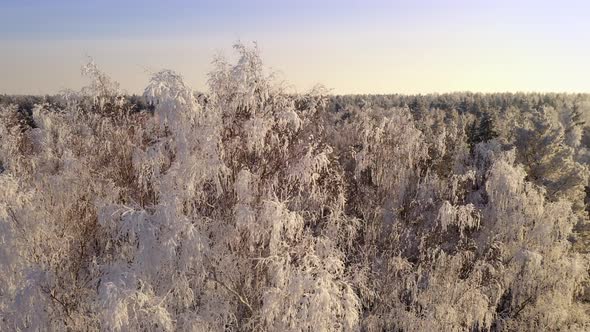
[512,107,588,212]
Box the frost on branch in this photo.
[437,201,480,236]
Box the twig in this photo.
[208,273,253,314]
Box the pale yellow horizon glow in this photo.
[1,31,589,95]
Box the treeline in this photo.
[330,92,589,116]
[0,94,153,114]
[5,92,590,157]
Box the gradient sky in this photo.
[1,0,589,94]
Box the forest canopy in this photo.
[1,44,590,331]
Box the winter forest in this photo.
[1,43,590,331]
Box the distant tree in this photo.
[468,111,499,151]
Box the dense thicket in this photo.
[1,44,589,331]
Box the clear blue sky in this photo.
[1,0,589,94]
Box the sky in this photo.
[1,0,589,95]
